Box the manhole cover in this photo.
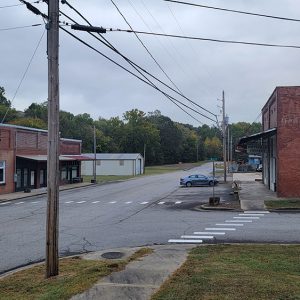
[101,252,124,259]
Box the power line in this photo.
[60,26,216,123]
[110,0,182,95]
[110,28,300,50]
[0,0,39,8]
[164,0,300,23]
[1,29,46,123]
[59,1,217,120]
[0,23,41,31]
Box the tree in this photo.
[24,102,48,121]
[204,136,222,160]
[0,86,11,107]
[9,117,47,129]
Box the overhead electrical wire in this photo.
[164,0,300,23]
[110,28,300,50]
[20,0,217,124]
[59,0,217,122]
[1,29,46,123]
[110,0,183,95]
[0,23,41,31]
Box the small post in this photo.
[92,125,96,183]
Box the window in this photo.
[119,160,124,166]
[61,167,67,180]
[0,161,5,184]
[96,160,101,166]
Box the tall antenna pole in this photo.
[46,0,60,278]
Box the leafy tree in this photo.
[9,117,47,129]
[24,102,48,122]
[0,86,11,107]
[204,136,222,160]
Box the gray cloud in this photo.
[1,0,300,126]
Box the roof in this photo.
[17,154,91,161]
[0,123,82,143]
[238,128,277,145]
[83,153,143,160]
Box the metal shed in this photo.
[81,153,144,176]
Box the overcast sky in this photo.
[1,0,300,127]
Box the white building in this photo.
[81,153,144,176]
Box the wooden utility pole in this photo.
[46,0,60,278]
[222,91,227,183]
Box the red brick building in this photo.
[0,124,86,195]
[239,86,300,197]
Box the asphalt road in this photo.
[0,162,299,274]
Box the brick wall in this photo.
[277,86,300,197]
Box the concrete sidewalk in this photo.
[232,172,276,210]
[71,245,193,300]
[0,182,93,203]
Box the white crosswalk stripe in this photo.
[216,223,244,226]
[205,228,236,231]
[168,239,203,244]
[181,235,214,239]
[92,201,100,204]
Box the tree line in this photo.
[0,86,261,165]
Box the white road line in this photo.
[205,228,236,231]
[239,213,264,216]
[245,211,269,214]
[109,201,117,204]
[175,201,182,204]
[76,201,86,204]
[140,202,148,204]
[92,201,100,204]
[168,239,203,244]
[158,202,165,205]
[234,217,259,219]
[225,220,252,223]
[65,201,74,204]
[31,201,39,204]
[0,202,10,205]
[194,232,225,235]
[15,202,24,205]
[181,235,214,239]
[125,201,132,204]
[215,223,244,226]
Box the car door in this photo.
[197,175,208,185]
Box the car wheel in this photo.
[209,181,214,186]
[186,182,192,187]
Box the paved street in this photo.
[0,162,299,274]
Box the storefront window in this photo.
[0,161,5,184]
[61,167,67,180]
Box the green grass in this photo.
[145,162,205,175]
[265,199,300,209]
[0,248,153,300]
[151,244,300,300]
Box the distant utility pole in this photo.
[222,91,227,183]
[46,0,60,278]
[93,125,96,183]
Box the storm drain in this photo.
[101,252,125,259]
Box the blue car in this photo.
[180,174,218,187]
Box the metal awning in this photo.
[16,155,91,161]
[238,128,277,145]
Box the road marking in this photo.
[239,213,264,216]
[205,228,236,231]
[140,202,148,204]
[15,202,24,205]
[65,201,74,204]
[215,223,244,226]
[168,239,203,244]
[225,220,252,223]
[245,211,269,214]
[31,201,39,204]
[175,201,182,204]
[125,201,132,204]
[92,201,100,204]
[76,201,86,204]
[234,217,259,219]
[194,232,225,235]
[109,201,117,204]
[181,235,214,239]
[0,202,10,205]
[158,201,165,205]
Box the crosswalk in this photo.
[168,211,269,244]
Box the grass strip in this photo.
[0,248,153,300]
[265,199,300,209]
[151,244,300,300]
